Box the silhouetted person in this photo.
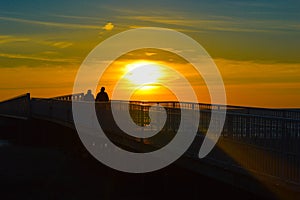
[96,87,109,101]
[84,89,94,101]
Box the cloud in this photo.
[119,15,256,32]
[0,35,72,49]
[0,35,30,44]
[0,16,100,30]
[119,15,300,33]
[0,53,77,63]
[52,41,73,48]
[103,22,114,31]
[39,41,73,49]
[145,52,157,56]
[51,14,101,21]
[108,6,300,33]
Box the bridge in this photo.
[0,93,299,199]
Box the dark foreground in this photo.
[0,143,274,200]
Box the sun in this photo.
[124,61,163,85]
[122,61,178,101]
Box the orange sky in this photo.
[1,49,299,108]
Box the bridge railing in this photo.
[1,93,300,187]
[225,105,300,120]
[183,105,300,186]
[114,100,300,185]
[31,98,74,126]
[0,93,31,119]
[52,93,85,101]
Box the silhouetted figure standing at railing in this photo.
[95,87,109,102]
[84,89,94,101]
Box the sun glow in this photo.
[98,48,212,103]
[124,61,164,85]
[119,60,179,101]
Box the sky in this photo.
[0,0,299,107]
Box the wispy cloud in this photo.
[127,25,200,33]
[51,41,73,48]
[0,16,100,29]
[118,14,300,33]
[119,15,249,32]
[145,52,157,56]
[0,35,30,44]
[38,40,73,49]
[0,53,77,63]
[51,14,102,21]
[121,16,192,26]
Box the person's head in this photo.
[101,87,105,92]
[87,89,92,94]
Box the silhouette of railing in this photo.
[52,93,84,101]
[28,95,300,186]
[117,100,300,186]
[0,93,299,192]
[30,98,74,127]
[0,93,30,119]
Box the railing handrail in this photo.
[0,93,31,119]
[0,92,298,120]
[0,93,30,104]
[52,93,84,100]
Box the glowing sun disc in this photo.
[125,61,163,85]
